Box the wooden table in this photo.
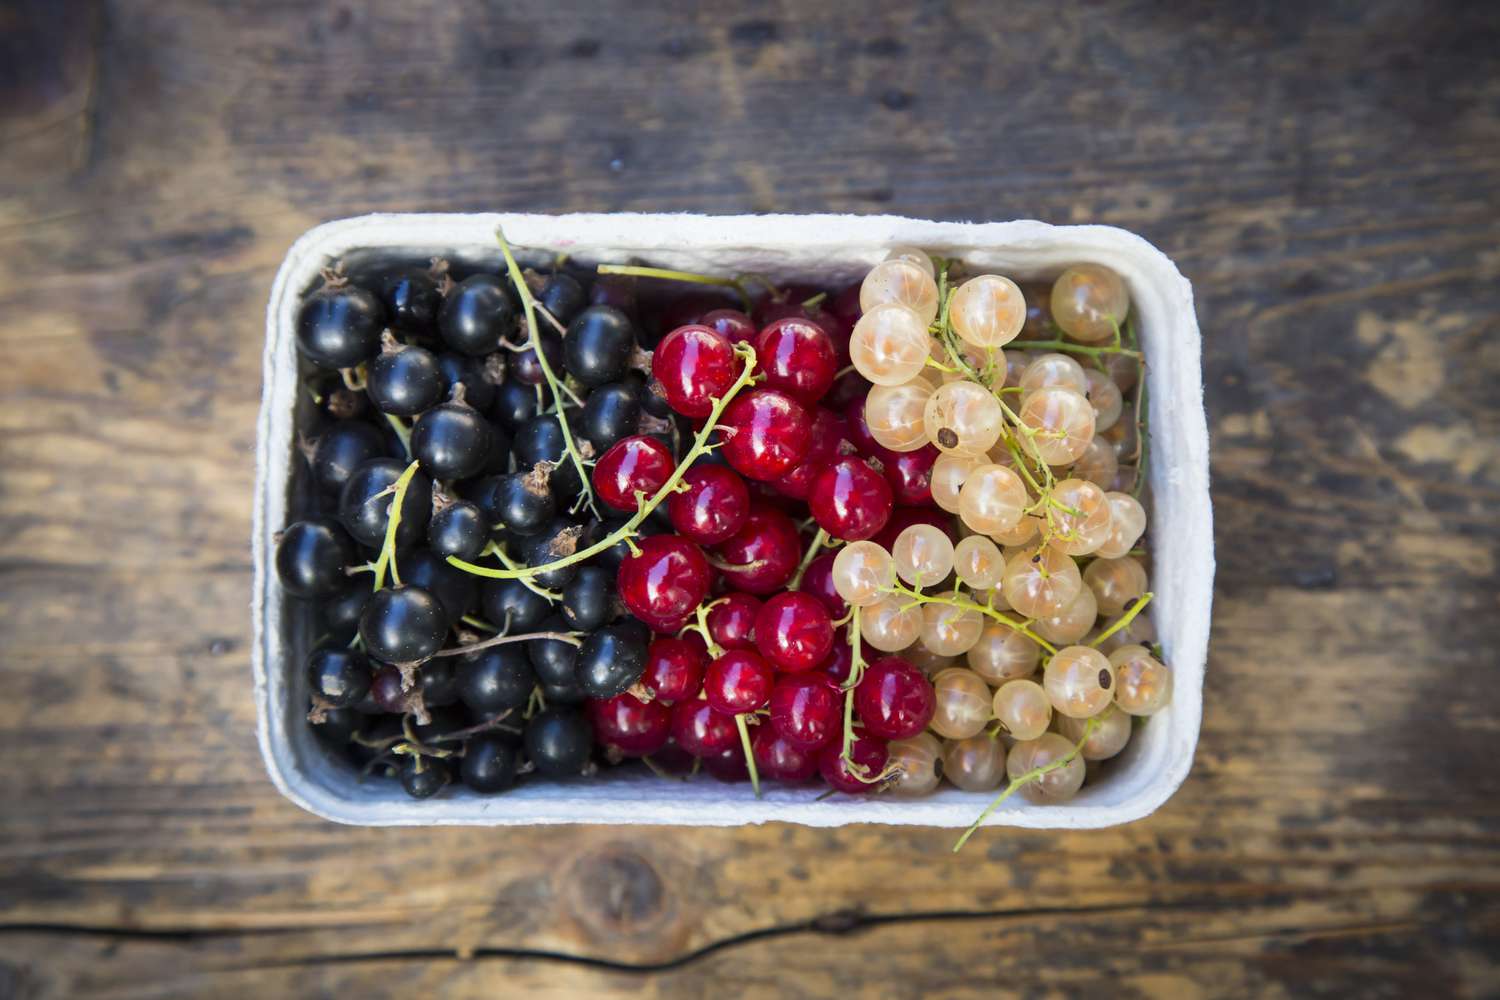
[4,1,1498,996]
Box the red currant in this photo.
[797,551,847,620]
[588,692,670,756]
[703,649,775,714]
[617,535,711,623]
[829,282,862,327]
[754,592,834,672]
[818,733,889,794]
[667,464,749,545]
[710,507,801,594]
[754,317,838,404]
[854,656,935,740]
[592,435,675,512]
[700,308,756,348]
[670,699,738,757]
[641,636,707,703]
[820,631,855,686]
[842,394,882,455]
[768,673,839,749]
[873,506,956,551]
[702,745,750,782]
[878,442,938,507]
[825,368,870,410]
[773,407,851,501]
[657,291,737,333]
[809,456,893,541]
[721,388,812,481]
[706,592,760,650]
[652,324,737,418]
[751,722,820,782]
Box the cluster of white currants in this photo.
[836,251,1171,803]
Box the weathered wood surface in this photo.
[2,0,1499,996]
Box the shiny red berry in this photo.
[721,388,812,481]
[710,507,801,594]
[593,435,675,512]
[667,464,750,545]
[706,592,760,650]
[768,674,840,749]
[754,317,838,404]
[617,535,711,623]
[878,443,938,507]
[797,551,847,619]
[773,407,851,501]
[818,734,889,794]
[652,324,737,418]
[700,308,757,348]
[703,650,775,714]
[842,395,882,455]
[670,699,739,757]
[755,592,834,672]
[751,722,820,782]
[641,636,708,703]
[874,506,956,551]
[854,656,935,740]
[702,745,750,782]
[820,631,855,686]
[809,456,893,542]
[589,693,670,756]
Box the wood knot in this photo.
[567,848,671,940]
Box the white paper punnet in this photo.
[254,213,1213,829]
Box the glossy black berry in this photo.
[491,378,539,430]
[275,519,355,598]
[539,272,586,326]
[436,352,497,413]
[411,399,494,481]
[480,469,555,537]
[578,380,642,451]
[413,704,470,743]
[613,617,652,646]
[576,624,648,699]
[519,519,583,589]
[512,414,583,497]
[307,646,371,707]
[542,679,588,706]
[564,305,636,387]
[457,646,535,716]
[624,370,673,419]
[311,421,387,495]
[512,330,564,386]
[296,282,385,370]
[400,755,450,798]
[339,458,433,549]
[528,615,580,688]
[320,584,372,638]
[382,269,443,332]
[368,342,443,416]
[418,658,461,708]
[480,578,552,634]
[561,565,616,631]
[440,275,516,356]
[400,548,477,624]
[461,734,520,793]
[359,585,449,664]
[428,501,489,561]
[311,705,361,744]
[524,708,592,777]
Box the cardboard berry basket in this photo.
[253,213,1212,829]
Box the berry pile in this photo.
[274,232,1168,840]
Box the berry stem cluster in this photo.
[951,715,1100,853]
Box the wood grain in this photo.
[2,0,1499,997]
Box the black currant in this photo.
[528,614,580,688]
[296,281,385,370]
[523,708,592,777]
[428,501,489,561]
[457,645,535,716]
[511,330,563,387]
[613,616,652,646]
[307,646,371,707]
[519,518,584,589]
[311,705,361,744]
[275,518,356,598]
[542,679,588,706]
[436,351,497,413]
[367,340,443,416]
[411,397,494,481]
[589,274,637,319]
[576,623,648,700]
[578,380,642,451]
[311,420,388,496]
[474,422,514,478]
[560,565,616,631]
[461,734,520,793]
[491,378,539,430]
[480,578,552,634]
[413,704,470,743]
[624,369,673,419]
[382,268,443,332]
[480,468,555,537]
[339,458,433,549]
[564,305,636,387]
[400,548,477,624]
[511,414,582,494]
[439,275,516,356]
[418,658,461,708]
[359,585,449,664]
[399,755,450,799]
[320,584,372,638]
[539,272,586,326]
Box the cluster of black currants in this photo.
[277,257,683,799]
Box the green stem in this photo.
[372,460,421,591]
[486,540,562,602]
[1014,338,1141,359]
[736,713,761,798]
[1131,372,1150,500]
[595,263,754,311]
[839,606,868,771]
[881,583,1058,655]
[431,629,583,658]
[951,716,1099,852]
[384,413,412,459]
[447,345,758,581]
[1088,592,1154,648]
[495,227,599,518]
[787,527,831,591]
